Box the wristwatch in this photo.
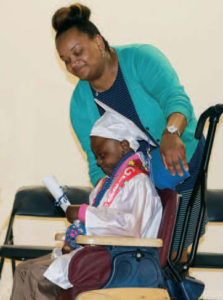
[166,125,180,136]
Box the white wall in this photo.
[0,0,222,298]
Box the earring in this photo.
[101,50,105,59]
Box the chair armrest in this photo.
[55,232,66,241]
[76,235,163,247]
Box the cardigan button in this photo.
[145,127,150,131]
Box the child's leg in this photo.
[10,254,61,300]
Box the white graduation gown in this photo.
[44,172,162,289]
[86,173,162,238]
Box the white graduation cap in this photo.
[90,99,155,152]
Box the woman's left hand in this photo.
[160,131,189,176]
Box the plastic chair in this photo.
[0,186,91,279]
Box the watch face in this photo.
[167,125,178,134]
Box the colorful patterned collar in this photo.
[92,151,149,207]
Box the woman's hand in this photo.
[66,205,80,223]
[160,112,189,176]
[160,130,188,176]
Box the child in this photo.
[44,101,162,289]
[11,102,162,299]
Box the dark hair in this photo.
[52,3,110,52]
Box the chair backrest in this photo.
[157,189,178,268]
[13,186,91,217]
[206,189,223,222]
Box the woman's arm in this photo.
[135,45,194,174]
[160,112,189,176]
[135,44,194,124]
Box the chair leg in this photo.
[12,259,16,275]
[0,257,5,279]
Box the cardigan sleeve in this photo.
[133,44,194,123]
[70,84,105,186]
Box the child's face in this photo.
[91,136,131,176]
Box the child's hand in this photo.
[62,240,75,254]
[66,205,80,223]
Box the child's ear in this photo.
[120,140,132,154]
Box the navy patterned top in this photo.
[91,64,156,153]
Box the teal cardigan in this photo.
[70,44,198,186]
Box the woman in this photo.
[52,3,206,261]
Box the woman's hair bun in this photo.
[52,3,91,33]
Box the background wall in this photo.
[0,0,222,298]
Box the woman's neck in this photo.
[90,48,118,92]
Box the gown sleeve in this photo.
[85,174,162,238]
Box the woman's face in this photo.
[56,28,104,81]
[91,136,128,176]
